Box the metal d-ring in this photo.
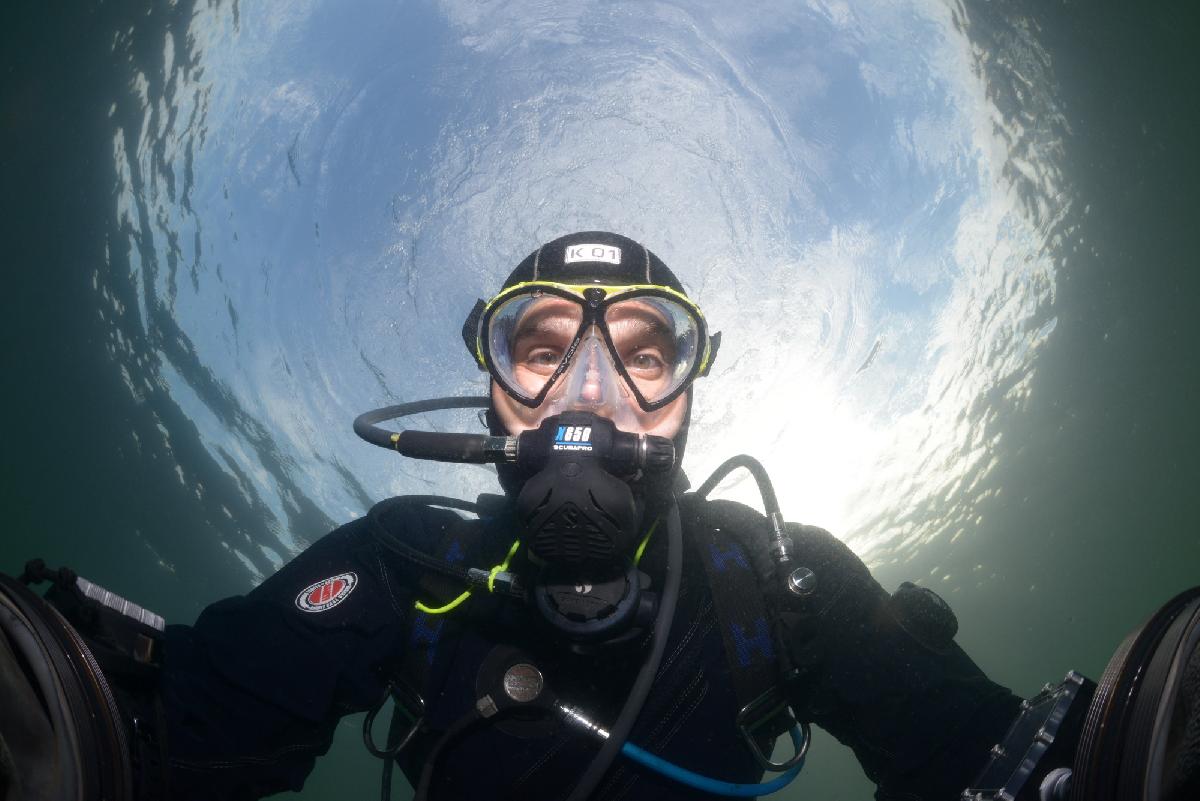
[735,684,811,771]
[363,681,426,759]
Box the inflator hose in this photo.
[565,497,684,801]
[694,454,780,517]
[353,397,492,458]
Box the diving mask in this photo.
[466,281,719,426]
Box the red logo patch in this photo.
[295,572,358,613]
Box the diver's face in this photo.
[490,295,689,437]
[491,380,688,437]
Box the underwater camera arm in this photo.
[0,562,169,801]
[963,586,1200,801]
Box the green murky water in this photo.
[2,2,1197,798]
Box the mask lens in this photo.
[604,296,702,405]
[487,292,584,402]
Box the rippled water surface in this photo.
[4,1,1197,798]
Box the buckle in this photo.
[735,675,810,772]
[363,680,425,758]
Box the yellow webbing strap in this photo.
[487,539,522,592]
[414,589,472,616]
[416,514,660,615]
[414,538,522,615]
[634,517,660,566]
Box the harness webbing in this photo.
[369,499,483,800]
[378,493,794,792]
[685,496,794,746]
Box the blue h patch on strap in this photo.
[411,613,444,665]
[709,541,749,572]
[443,539,465,564]
[406,536,466,664]
[731,617,774,667]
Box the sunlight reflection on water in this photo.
[99,0,1071,604]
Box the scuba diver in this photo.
[11,231,1196,801]
[149,230,1023,800]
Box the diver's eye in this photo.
[524,348,564,371]
[624,350,666,378]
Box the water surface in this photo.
[2,1,1197,798]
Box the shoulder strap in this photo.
[682,495,788,733]
[364,496,480,707]
[358,496,489,801]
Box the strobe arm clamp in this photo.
[962,671,1095,801]
[965,585,1200,801]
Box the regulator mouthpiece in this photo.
[514,412,665,574]
[352,397,675,475]
[353,400,676,643]
[513,412,670,642]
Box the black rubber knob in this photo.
[642,436,675,473]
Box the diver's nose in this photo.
[563,329,611,408]
[579,354,603,403]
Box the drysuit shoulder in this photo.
[367,496,470,559]
[680,494,881,615]
[365,494,510,611]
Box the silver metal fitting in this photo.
[787,567,817,596]
[502,663,543,703]
[465,568,523,597]
[1039,767,1072,801]
[767,512,792,565]
[476,694,499,718]
[484,435,519,462]
[76,576,165,631]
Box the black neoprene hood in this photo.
[476,231,704,497]
[498,231,688,293]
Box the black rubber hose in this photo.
[400,430,507,463]
[353,397,490,452]
[380,757,395,801]
[564,497,684,801]
[693,454,780,516]
[378,707,404,801]
[369,498,481,586]
[414,709,488,801]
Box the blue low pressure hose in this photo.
[619,725,807,797]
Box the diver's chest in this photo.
[406,581,761,799]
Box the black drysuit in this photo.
[160,494,1021,800]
